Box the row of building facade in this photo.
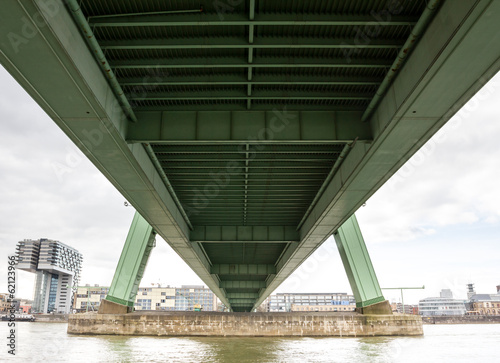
[418,285,500,316]
[10,238,499,316]
[263,293,356,312]
[74,285,218,312]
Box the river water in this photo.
[2,322,499,362]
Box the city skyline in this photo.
[0,66,499,305]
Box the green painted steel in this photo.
[65,0,137,122]
[100,37,405,50]
[128,111,371,144]
[210,264,276,275]
[111,57,393,69]
[120,75,383,86]
[105,212,156,307]
[191,225,299,243]
[220,281,266,289]
[228,298,256,304]
[89,13,418,27]
[226,293,260,299]
[333,215,385,308]
[2,0,497,313]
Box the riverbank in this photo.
[422,315,500,324]
[33,313,68,323]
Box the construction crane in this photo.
[176,291,202,312]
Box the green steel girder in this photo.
[210,264,276,275]
[89,13,418,27]
[111,56,392,69]
[100,37,405,50]
[226,293,260,299]
[167,177,326,181]
[119,75,384,86]
[105,212,156,307]
[157,154,340,161]
[128,111,371,143]
[191,225,299,243]
[133,104,368,112]
[153,144,347,152]
[128,92,373,101]
[220,281,266,289]
[333,215,385,308]
[5,0,498,316]
[229,299,256,305]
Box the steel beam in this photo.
[89,13,418,27]
[111,57,392,69]
[228,299,256,304]
[190,225,299,243]
[226,293,259,299]
[132,104,367,112]
[100,37,405,50]
[128,92,373,101]
[104,212,156,308]
[252,0,500,310]
[127,110,372,143]
[333,215,385,308]
[220,281,266,289]
[211,264,276,275]
[120,74,383,86]
[0,0,231,310]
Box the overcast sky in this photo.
[0,65,499,305]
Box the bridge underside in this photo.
[1,0,499,312]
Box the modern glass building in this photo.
[266,293,356,312]
[16,238,83,314]
[175,285,217,311]
[418,289,467,316]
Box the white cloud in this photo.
[357,74,500,244]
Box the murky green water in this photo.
[2,322,499,362]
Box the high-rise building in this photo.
[16,238,83,314]
[466,283,476,300]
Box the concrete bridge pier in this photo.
[76,211,420,336]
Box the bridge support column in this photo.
[98,212,156,314]
[334,215,391,314]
